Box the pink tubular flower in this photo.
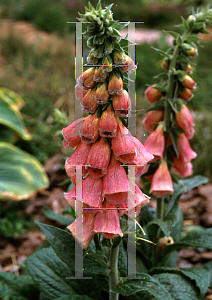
[112,120,136,164]
[103,153,128,204]
[121,55,137,74]
[108,73,123,95]
[99,103,118,138]
[86,137,111,178]
[172,156,193,178]
[113,50,127,65]
[94,67,107,82]
[80,112,100,144]
[178,133,197,163]
[142,110,164,132]
[75,84,88,101]
[62,118,84,148]
[150,160,174,198]
[94,82,110,104]
[144,124,165,160]
[145,84,163,104]
[176,105,194,132]
[93,199,123,239]
[178,88,194,101]
[68,212,95,249]
[77,67,95,89]
[81,88,98,113]
[65,142,91,179]
[130,137,154,177]
[119,181,149,216]
[112,89,132,117]
[185,126,195,139]
[181,75,196,90]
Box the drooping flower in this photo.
[172,156,193,178]
[121,55,137,74]
[178,88,194,101]
[99,103,118,138]
[93,199,123,239]
[181,74,196,90]
[81,88,98,113]
[144,123,165,160]
[77,67,96,89]
[142,110,164,132]
[113,50,127,65]
[79,112,100,144]
[86,137,111,178]
[68,212,96,249]
[108,73,123,95]
[94,82,110,104]
[65,142,91,180]
[62,118,84,148]
[112,119,136,164]
[112,89,132,117]
[145,84,163,103]
[130,137,154,177]
[176,105,194,132]
[149,160,174,197]
[103,153,128,204]
[178,133,197,162]
[94,67,107,82]
[75,84,88,101]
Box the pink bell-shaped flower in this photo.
[77,67,95,89]
[176,104,194,134]
[150,160,174,198]
[178,133,197,162]
[112,89,132,117]
[121,55,137,74]
[93,199,123,239]
[142,110,164,132]
[99,103,118,138]
[178,88,194,101]
[130,137,154,177]
[144,123,165,160]
[94,67,107,82]
[112,120,136,164]
[81,88,98,113]
[184,126,195,139]
[108,73,123,95]
[103,153,128,204]
[145,84,163,104]
[172,156,193,178]
[65,142,91,179]
[80,112,100,144]
[62,118,84,148]
[181,75,196,90]
[75,84,88,101]
[68,212,96,249]
[86,137,111,178]
[94,82,110,104]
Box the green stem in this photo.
[109,245,119,300]
[156,197,164,221]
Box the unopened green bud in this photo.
[104,38,114,54]
[187,15,196,27]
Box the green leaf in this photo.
[181,16,189,30]
[44,206,73,226]
[111,28,122,37]
[26,247,77,298]
[150,266,210,298]
[0,272,39,300]
[0,90,31,140]
[0,87,24,107]
[169,129,179,156]
[0,142,49,200]
[151,47,170,58]
[113,273,172,299]
[163,30,179,38]
[112,22,130,31]
[162,228,212,256]
[0,125,15,143]
[185,34,200,43]
[153,272,200,300]
[202,261,212,288]
[36,222,109,275]
[146,101,165,112]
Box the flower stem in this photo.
[156,197,164,221]
[109,245,119,300]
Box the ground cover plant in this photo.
[1,1,212,300]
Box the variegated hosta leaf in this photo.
[0,89,31,140]
[0,142,49,201]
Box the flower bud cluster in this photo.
[140,8,212,198]
[62,1,153,248]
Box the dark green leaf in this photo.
[151,47,170,58]
[0,272,39,300]
[146,101,165,112]
[158,251,178,268]
[202,261,212,288]
[181,16,189,30]
[162,228,212,256]
[44,206,73,226]
[56,296,94,300]
[113,22,129,31]
[118,241,127,277]
[153,272,200,300]
[163,30,179,38]
[113,273,172,299]
[185,34,200,43]
[169,129,179,156]
[26,247,77,298]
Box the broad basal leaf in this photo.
[0,142,49,200]
[0,89,31,140]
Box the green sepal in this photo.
[163,30,179,39]
[151,47,170,58]
[181,16,189,30]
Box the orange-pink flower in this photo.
[178,133,197,162]
[144,124,165,160]
[145,84,163,103]
[150,160,174,198]
[80,112,100,144]
[99,104,118,138]
[108,73,123,95]
[176,105,194,137]
[81,88,98,113]
[172,156,193,178]
[112,89,132,117]
[142,110,164,132]
[181,75,196,90]
[178,88,194,101]
[77,67,95,89]
[94,82,110,104]
[86,137,111,178]
[62,118,84,148]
